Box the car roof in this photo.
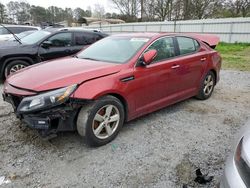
[0,24,40,29]
[112,32,160,38]
[111,32,180,38]
[111,32,220,47]
[44,27,105,34]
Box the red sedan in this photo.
[3,33,221,146]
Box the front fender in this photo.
[72,74,135,120]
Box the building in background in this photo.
[72,17,125,27]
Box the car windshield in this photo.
[77,36,150,64]
[21,30,51,44]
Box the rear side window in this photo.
[147,37,175,63]
[9,27,37,34]
[74,32,103,45]
[177,37,197,55]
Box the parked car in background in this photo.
[3,33,221,146]
[0,28,108,78]
[220,119,250,188]
[7,30,36,41]
[0,25,40,41]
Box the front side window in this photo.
[47,33,72,47]
[177,37,197,55]
[147,37,175,62]
[77,36,149,64]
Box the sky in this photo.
[0,0,118,13]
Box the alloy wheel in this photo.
[10,64,27,74]
[92,105,120,139]
[203,74,214,95]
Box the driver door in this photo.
[131,37,180,116]
[38,32,74,61]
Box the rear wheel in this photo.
[196,71,216,100]
[4,60,30,78]
[77,95,125,147]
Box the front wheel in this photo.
[77,95,125,147]
[196,71,216,100]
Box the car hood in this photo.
[7,57,122,92]
[0,41,30,50]
[0,40,18,47]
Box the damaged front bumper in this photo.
[3,92,88,136]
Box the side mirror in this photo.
[41,41,52,48]
[140,49,157,66]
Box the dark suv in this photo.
[0,28,108,78]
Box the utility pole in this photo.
[141,0,144,22]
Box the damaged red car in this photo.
[2,33,221,146]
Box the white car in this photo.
[0,25,40,41]
[220,119,250,188]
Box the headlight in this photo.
[17,84,77,113]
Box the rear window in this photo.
[177,37,198,55]
[0,27,9,34]
[0,27,38,34]
[11,27,37,34]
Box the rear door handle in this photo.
[171,65,180,69]
[201,57,207,61]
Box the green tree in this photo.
[30,6,47,24]
[73,7,85,19]
[17,2,31,23]
[0,3,7,23]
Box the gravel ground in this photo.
[0,70,250,188]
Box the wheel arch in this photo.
[209,69,217,84]
[98,93,129,122]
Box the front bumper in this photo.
[3,92,81,136]
[220,154,246,188]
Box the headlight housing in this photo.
[17,84,77,113]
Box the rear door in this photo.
[38,32,75,61]
[173,36,208,92]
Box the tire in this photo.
[196,71,216,100]
[5,60,30,78]
[77,95,125,147]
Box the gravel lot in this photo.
[0,70,250,188]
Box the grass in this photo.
[216,42,250,71]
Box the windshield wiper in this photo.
[0,24,22,44]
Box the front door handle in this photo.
[171,65,180,69]
[201,57,207,61]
